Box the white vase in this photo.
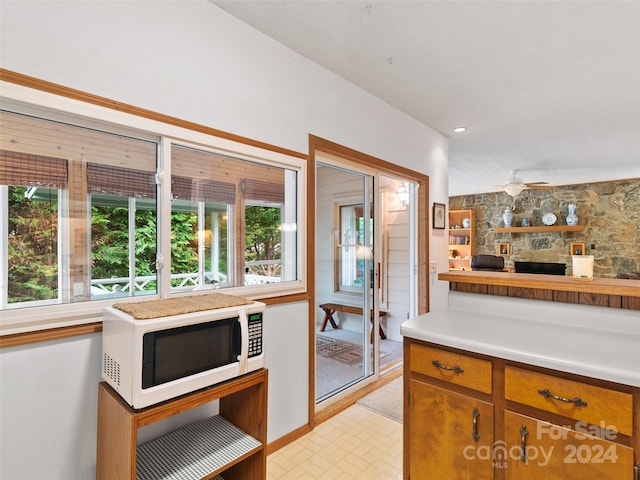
[502,207,513,227]
[566,203,578,226]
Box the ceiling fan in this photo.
[495,170,552,197]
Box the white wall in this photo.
[0,2,449,478]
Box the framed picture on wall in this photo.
[433,202,446,229]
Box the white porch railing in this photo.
[90,272,228,295]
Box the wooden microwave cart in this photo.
[96,368,268,480]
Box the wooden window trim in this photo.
[0,68,307,346]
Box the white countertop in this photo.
[401,294,640,387]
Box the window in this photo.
[1,111,159,309]
[169,145,297,292]
[6,184,60,305]
[1,90,305,335]
[337,203,373,293]
[88,163,158,299]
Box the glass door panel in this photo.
[377,174,417,374]
[315,163,373,402]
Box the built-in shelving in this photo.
[494,225,585,234]
[448,210,474,271]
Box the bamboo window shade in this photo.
[172,176,236,204]
[87,163,156,198]
[0,150,68,188]
[242,178,285,203]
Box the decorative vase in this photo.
[502,207,513,227]
[566,203,578,226]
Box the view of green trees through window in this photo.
[2,109,300,313]
[8,197,281,303]
[7,186,58,303]
[245,205,282,280]
[90,204,158,293]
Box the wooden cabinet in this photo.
[504,411,634,479]
[96,369,268,480]
[505,366,633,435]
[404,340,494,480]
[449,209,475,271]
[404,338,639,479]
[503,365,635,479]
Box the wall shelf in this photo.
[494,225,585,234]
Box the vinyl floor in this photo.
[266,403,403,479]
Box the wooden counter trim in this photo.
[439,271,640,310]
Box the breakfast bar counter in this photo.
[438,270,640,310]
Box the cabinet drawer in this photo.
[505,366,632,436]
[504,410,634,480]
[409,343,492,394]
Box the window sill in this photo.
[1,284,309,347]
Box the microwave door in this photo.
[237,311,249,374]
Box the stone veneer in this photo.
[449,178,640,278]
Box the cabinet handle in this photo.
[472,407,480,441]
[538,388,588,407]
[519,425,529,463]
[431,360,464,374]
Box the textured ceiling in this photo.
[212,1,640,196]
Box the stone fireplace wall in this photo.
[449,178,640,277]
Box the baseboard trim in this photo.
[266,423,311,455]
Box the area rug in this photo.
[356,375,403,423]
[316,335,390,367]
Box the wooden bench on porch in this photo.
[319,302,387,343]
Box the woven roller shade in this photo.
[242,178,285,203]
[0,150,68,188]
[172,176,236,204]
[87,163,156,198]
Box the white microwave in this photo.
[101,300,265,409]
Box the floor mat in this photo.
[356,376,403,423]
[316,335,389,366]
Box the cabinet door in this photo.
[504,411,634,480]
[408,379,494,480]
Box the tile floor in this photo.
[267,404,403,479]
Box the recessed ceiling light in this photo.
[453,127,467,133]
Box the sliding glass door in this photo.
[315,164,374,401]
[315,160,418,404]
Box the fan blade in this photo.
[526,184,553,189]
[525,181,549,185]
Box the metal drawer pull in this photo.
[519,425,529,463]
[538,388,588,407]
[431,360,464,374]
[472,408,480,441]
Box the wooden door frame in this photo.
[308,135,430,429]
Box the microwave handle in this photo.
[237,312,249,373]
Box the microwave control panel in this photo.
[247,312,263,357]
